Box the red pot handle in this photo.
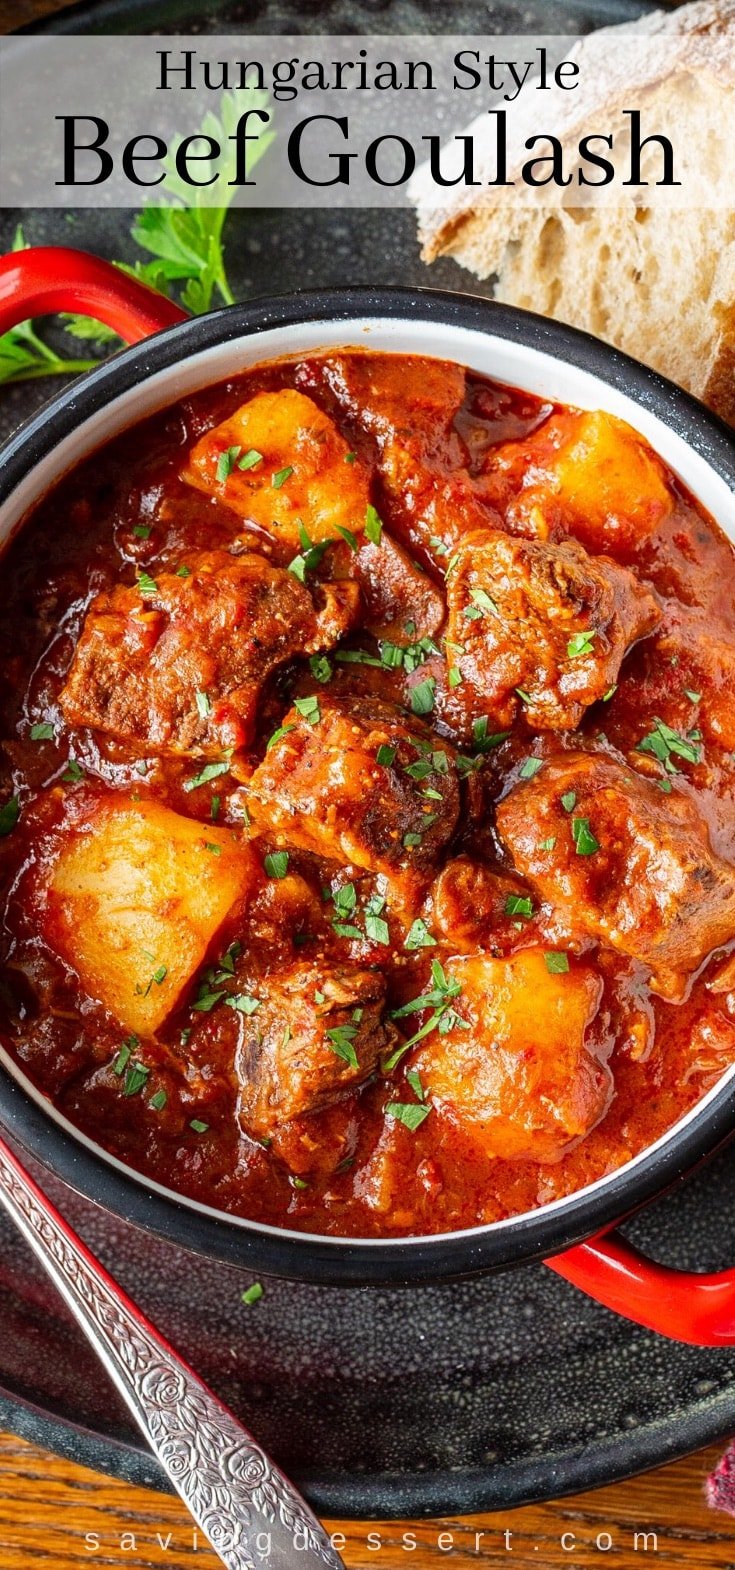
[0,245,187,343]
[547,1232,735,1345]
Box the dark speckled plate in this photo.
[2,0,733,1523]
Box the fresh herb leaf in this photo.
[386,1100,431,1131]
[241,1282,264,1306]
[404,918,437,951]
[376,743,397,768]
[637,719,702,773]
[216,445,242,481]
[309,654,333,684]
[149,1088,168,1111]
[183,758,230,792]
[271,465,294,489]
[472,717,509,752]
[505,894,533,918]
[195,689,212,719]
[62,759,84,784]
[365,504,383,545]
[561,791,577,813]
[0,797,20,836]
[293,695,320,725]
[325,1024,359,1070]
[545,952,570,975]
[190,1118,209,1133]
[123,1061,150,1097]
[30,723,54,741]
[137,570,158,598]
[264,850,289,880]
[520,756,544,780]
[572,816,600,856]
[266,722,295,751]
[410,678,436,716]
[567,630,597,658]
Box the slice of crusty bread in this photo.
[412,1,735,424]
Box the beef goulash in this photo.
[2,352,735,1236]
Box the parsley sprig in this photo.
[0,91,273,386]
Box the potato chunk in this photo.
[511,411,672,553]
[416,949,608,1163]
[46,796,255,1036]
[184,389,370,548]
[445,527,660,732]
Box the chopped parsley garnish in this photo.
[293,695,320,726]
[684,688,701,704]
[176,564,191,578]
[190,1118,209,1133]
[0,797,20,837]
[406,1067,427,1103]
[271,465,294,489]
[309,654,333,684]
[505,894,533,918]
[266,722,295,752]
[466,587,499,618]
[365,504,383,545]
[403,831,422,848]
[545,952,570,975]
[287,531,333,582]
[516,688,533,704]
[195,689,212,719]
[344,451,357,464]
[149,1088,167,1111]
[336,525,359,552]
[567,630,597,658]
[602,685,617,703]
[520,756,544,780]
[325,1023,359,1069]
[637,719,702,773]
[448,666,463,689]
[404,918,437,951]
[123,1061,150,1097]
[335,648,383,668]
[290,1174,309,1190]
[472,717,509,752]
[561,791,577,813]
[133,523,152,539]
[210,795,221,822]
[376,743,397,768]
[30,722,54,741]
[365,911,390,945]
[264,850,289,880]
[572,816,600,856]
[183,758,230,792]
[386,1100,431,1131]
[62,759,84,784]
[137,570,158,598]
[204,841,221,856]
[538,835,556,851]
[409,677,436,716]
[225,993,261,1015]
[384,960,463,1071]
[238,448,263,471]
[241,1282,264,1306]
[216,444,242,481]
[112,1036,138,1076]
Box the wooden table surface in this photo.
[0,0,732,1564]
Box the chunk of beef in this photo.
[496,750,735,998]
[249,694,460,897]
[61,550,358,756]
[355,533,445,644]
[319,354,503,564]
[445,528,660,733]
[236,961,386,1136]
[184,388,371,549]
[415,948,608,1163]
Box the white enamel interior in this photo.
[2,311,735,1247]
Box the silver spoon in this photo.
[0,1128,344,1570]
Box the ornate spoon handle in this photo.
[0,1131,343,1570]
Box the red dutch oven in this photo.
[2,245,735,1346]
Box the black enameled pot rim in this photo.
[2,283,735,1286]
